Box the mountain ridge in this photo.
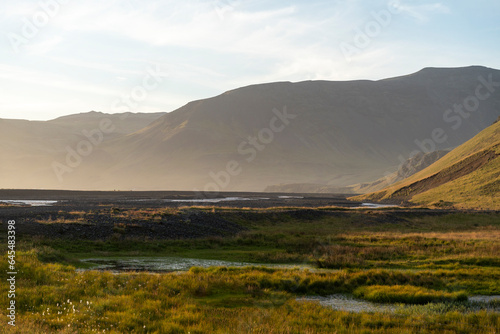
[1,66,499,191]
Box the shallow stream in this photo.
[79,256,311,273]
[80,256,499,313]
[298,294,500,314]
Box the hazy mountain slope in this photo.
[49,111,166,137]
[1,66,499,191]
[264,183,354,194]
[88,66,499,191]
[0,112,165,189]
[350,150,451,194]
[265,150,450,194]
[351,120,500,209]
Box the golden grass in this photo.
[110,207,180,221]
[338,229,500,241]
[1,251,499,333]
[35,216,89,225]
[354,285,467,304]
[352,121,500,210]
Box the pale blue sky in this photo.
[1,0,499,120]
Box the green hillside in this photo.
[351,119,500,210]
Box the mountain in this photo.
[265,150,450,194]
[348,150,451,194]
[49,111,166,137]
[264,183,354,194]
[0,112,165,189]
[94,66,498,191]
[351,120,500,209]
[1,66,499,191]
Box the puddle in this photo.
[278,196,304,199]
[80,257,252,272]
[469,295,500,303]
[76,256,500,314]
[299,294,500,314]
[299,294,396,313]
[0,200,58,207]
[350,203,399,209]
[79,256,314,273]
[168,197,270,203]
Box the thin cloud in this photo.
[0,64,121,96]
[49,57,145,76]
[397,2,450,22]
[24,36,63,55]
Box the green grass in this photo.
[3,208,500,333]
[0,251,499,333]
[353,285,468,304]
[23,210,500,271]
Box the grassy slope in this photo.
[351,121,500,209]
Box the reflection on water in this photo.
[168,197,270,203]
[299,294,396,313]
[0,196,389,209]
[0,200,58,206]
[361,203,398,208]
[469,295,500,303]
[299,294,500,314]
[164,197,389,209]
[80,257,312,273]
[78,256,500,314]
[349,203,399,209]
[81,257,252,272]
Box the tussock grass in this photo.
[0,251,499,333]
[110,208,180,221]
[354,285,468,304]
[35,216,89,225]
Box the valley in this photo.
[1,191,499,333]
[1,67,499,333]
[2,67,499,192]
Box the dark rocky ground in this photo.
[0,190,361,240]
[6,210,245,240]
[0,189,471,241]
[0,189,361,208]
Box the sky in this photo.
[1,0,499,121]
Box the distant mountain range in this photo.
[352,118,500,209]
[1,66,499,192]
[0,112,165,189]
